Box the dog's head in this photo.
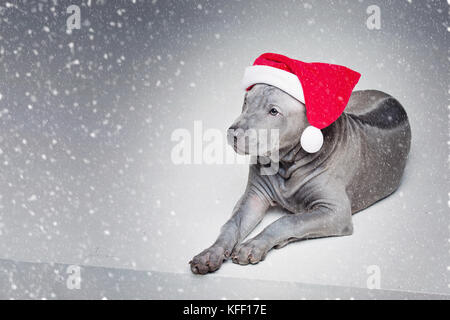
[227,84,308,157]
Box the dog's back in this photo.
[343,90,411,213]
[345,90,409,130]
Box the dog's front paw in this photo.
[231,239,271,265]
[189,245,231,275]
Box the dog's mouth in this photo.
[232,138,247,155]
[231,137,277,157]
[228,135,246,155]
[229,132,278,157]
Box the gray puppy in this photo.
[190,84,411,274]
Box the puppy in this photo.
[190,54,411,274]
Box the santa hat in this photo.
[242,53,361,153]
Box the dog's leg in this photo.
[231,196,353,265]
[190,189,270,274]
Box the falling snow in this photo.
[0,0,447,299]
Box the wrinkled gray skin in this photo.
[190,84,411,274]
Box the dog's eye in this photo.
[269,107,279,116]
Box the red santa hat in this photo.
[242,53,361,153]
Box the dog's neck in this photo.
[275,114,348,179]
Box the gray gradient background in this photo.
[0,0,448,297]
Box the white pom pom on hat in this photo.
[241,52,361,153]
[300,126,324,153]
